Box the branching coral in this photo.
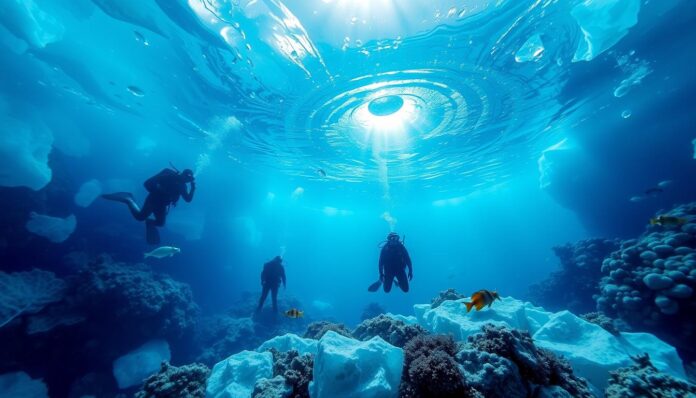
[353,314,427,348]
[135,361,210,398]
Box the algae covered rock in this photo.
[135,361,209,398]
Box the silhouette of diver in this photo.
[257,256,286,313]
[101,167,195,244]
[369,232,412,293]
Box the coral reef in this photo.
[605,354,696,398]
[264,349,313,398]
[135,361,209,398]
[353,314,427,348]
[529,238,620,313]
[399,334,471,398]
[360,302,385,321]
[430,288,466,309]
[303,321,353,340]
[466,325,593,398]
[598,202,696,354]
[251,376,291,398]
[457,349,526,398]
[580,312,620,335]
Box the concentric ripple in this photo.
[280,67,550,184]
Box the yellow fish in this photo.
[464,290,501,312]
[650,215,687,226]
[284,308,304,318]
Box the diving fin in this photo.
[367,280,382,292]
[146,220,160,245]
[101,192,134,204]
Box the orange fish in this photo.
[284,308,304,318]
[464,290,501,312]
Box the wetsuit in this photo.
[129,169,195,227]
[379,241,412,293]
[257,259,286,312]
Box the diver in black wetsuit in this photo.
[379,232,413,293]
[257,256,286,313]
[101,168,195,244]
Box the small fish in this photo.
[317,168,327,178]
[144,246,181,259]
[463,290,501,313]
[284,308,304,318]
[645,187,663,196]
[657,180,673,189]
[127,85,145,97]
[629,196,644,203]
[650,215,687,227]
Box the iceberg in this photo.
[0,371,48,398]
[74,179,102,208]
[112,340,171,389]
[25,213,76,243]
[0,0,64,48]
[207,350,273,398]
[256,333,318,356]
[309,331,403,398]
[0,116,53,191]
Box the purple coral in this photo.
[303,321,353,340]
[400,334,473,398]
[135,361,210,398]
[466,325,593,397]
[353,314,427,348]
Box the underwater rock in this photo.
[309,331,403,398]
[207,350,273,398]
[597,202,696,355]
[353,314,427,348]
[528,238,620,314]
[303,321,353,340]
[135,361,209,398]
[0,371,48,398]
[260,348,313,398]
[580,312,619,335]
[605,354,696,398]
[25,212,76,243]
[112,339,171,389]
[256,333,317,356]
[0,269,66,329]
[74,179,102,207]
[400,334,471,398]
[430,288,466,309]
[195,315,257,365]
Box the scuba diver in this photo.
[101,166,195,244]
[257,256,287,313]
[368,232,413,293]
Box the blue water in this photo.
[1,0,696,395]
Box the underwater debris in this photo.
[136,361,210,398]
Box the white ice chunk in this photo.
[0,0,64,48]
[112,340,171,389]
[256,333,318,356]
[25,213,76,243]
[206,350,273,398]
[0,116,53,190]
[571,0,641,62]
[309,331,403,398]
[515,34,545,63]
[74,179,102,208]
